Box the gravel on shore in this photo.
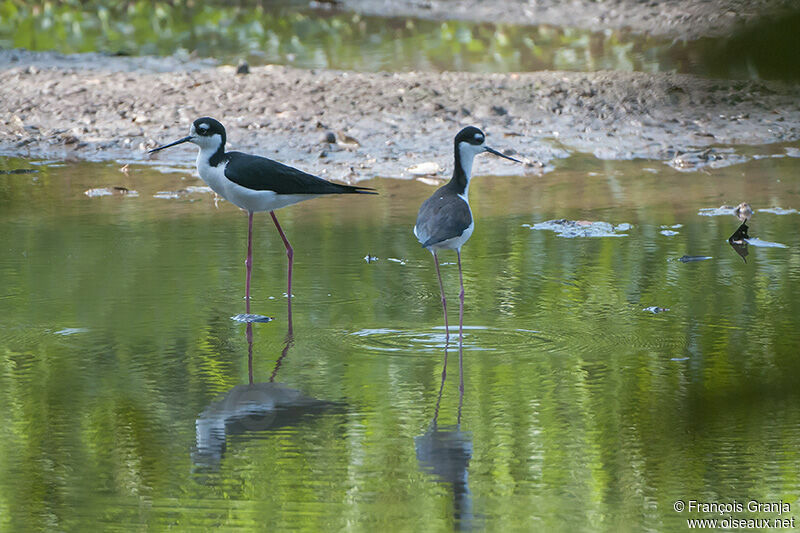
[2,50,800,181]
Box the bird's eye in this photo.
[474,133,484,142]
[198,124,209,134]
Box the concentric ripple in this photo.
[349,325,553,354]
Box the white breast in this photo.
[196,151,230,197]
[196,150,319,212]
[428,219,474,252]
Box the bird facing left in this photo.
[149,117,377,321]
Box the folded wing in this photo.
[414,192,472,248]
[225,152,376,195]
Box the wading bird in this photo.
[413,126,521,340]
[149,117,376,317]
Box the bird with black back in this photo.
[149,117,377,322]
[414,126,521,341]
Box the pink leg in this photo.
[246,322,254,385]
[270,337,294,383]
[270,210,294,303]
[457,336,464,425]
[286,301,294,340]
[457,249,464,343]
[457,249,465,396]
[432,340,449,428]
[433,252,449,341]
[245,211,254,314]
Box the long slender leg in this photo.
[457,249,464,344]
[270,336,294,383]
[245,211,254,314]
[432,339,449,428]
[433,251,449,341]
[286,300,294,340]
[246,322,254,385]
[457,249,465,401]
[457,335,464,425]
[270,210,294,307]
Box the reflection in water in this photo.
[1,1,778,77]
[415,340,474,529]
[193,319,332,469]
[703,11,800,81]
[3,155,800,530]
[728,221,750,263]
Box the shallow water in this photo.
[1,152,800,530]
[0,1,787,78]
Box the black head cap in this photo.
[193,117,226,142]
[454,126,486,146]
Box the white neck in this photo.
[458,141,484,199]
[458,142,476,180]
[195,144,229,197]
[192,133,225,165]
[197,144,220,166]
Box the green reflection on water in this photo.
[1,0,712,75]
[0,153,799,530]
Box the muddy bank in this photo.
[343,0,799,40]
[2,50,800,181]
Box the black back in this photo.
[224,152,376,195]
[413,127,485,248]
[415,181,472,248]
[191,116,375,195]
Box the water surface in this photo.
[1,152,799,530]
[1,0,788,78]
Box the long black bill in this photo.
[148,135,193,153]
[485,146,522,163]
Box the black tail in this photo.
[338,183,378,195]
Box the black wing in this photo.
[414,189,472,248]
[224,152,376,195]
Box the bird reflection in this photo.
[415,338,474,529]
[728,221,750,262]
[193,317,333,469]
[727,202,753,262]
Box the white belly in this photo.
[197,154,319,212]
[223,185,319,212]
[427,220,475,252]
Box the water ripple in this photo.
[349,326,553,354]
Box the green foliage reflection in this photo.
[1,153,800,529]
[1,0,698,74]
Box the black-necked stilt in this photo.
[413,126,521,340]
[149,117,376,316]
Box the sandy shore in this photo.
[2,49,800,181]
